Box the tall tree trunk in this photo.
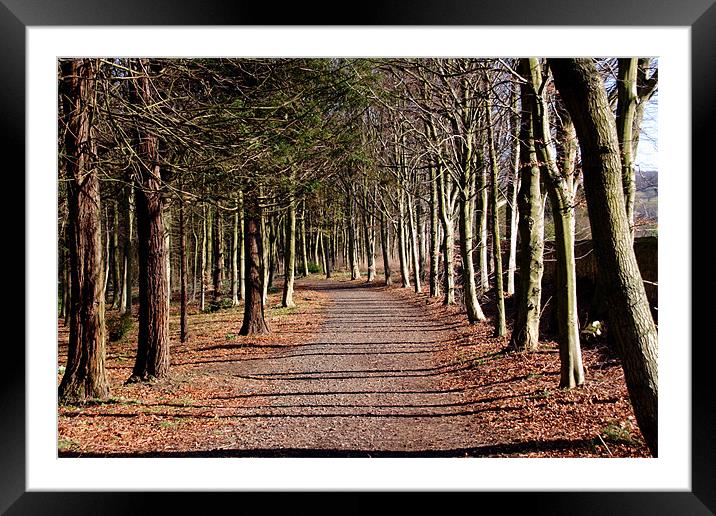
[506,81,520,296]
[128,58,170,382]
[437,166,455,305]
[282,179,296,308]
[322,229,332,278]
[239,191,246,301]
[103,209,110,300]
[240,212,269,335]
[164,207,172,307]
[417,201,427,283]
[313,223,320,268]
[347,189,361,280]
[458,173,485,323]
[231,199,240,306]
[457,91,485,324]
[510,59,545,351]
[300,200,309,277]
[550,57,658,456]
[524,58,584,388]
[206,205,213,300]
[119,183,135,314]
[58,58,109,402]
[60,245,70,321]
[179,196,189,343]
[476,160,489,294]
[407,193,422,293]
[485,84,506,336]
[616,58,638,241]
[380,208,392,285]
[397,190,411,288]
[260,197,269,306]
[110,200,120,308]
[191,225,198,302]
[317,227,326,274]
[200,205,207,311]
[213,209,224,301]
[363,194,376,283]
[429,163,440,298]
[267,216,277,289]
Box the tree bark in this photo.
[179,196,189,343]
[407,193,422,293]
[200,205,207,311]
[282,180,296,308]
[476,158,489,294]
[397,189,411,288]
[506,81,520,296]
[437,164,455,305]
[380,208,392,285]
[429,162,440,298]
[417,201,427,284]
[239,191,246,300]
[347,188,361,280]
[510,59,545,352]
[231,198,240,306]
[206,205,213,299]
[458,165,485,323]
[550,57,658,456]
[363,189,377,283]
[128,58,170,382]
[616,58,638,241]
[322,229,332,278]
[58,58,110,402]
[485,83,506,336]
[212,209,224,301]
[300,200,309,277]
[524,58,584,387]
[240,213,269,335]
[110,200,121,308]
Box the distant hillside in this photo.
[544,169,657,239]
[634,169,657,230]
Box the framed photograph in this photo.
[6,0,714,513]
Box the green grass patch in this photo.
[600,421,636,445]
[203,298,235,313]
[58,437,79,450]
[529,388,552,400]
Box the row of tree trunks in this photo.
[550,57,658,456]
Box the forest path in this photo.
[220,278,488,455]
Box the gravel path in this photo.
[224,278,483,456]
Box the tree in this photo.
[127,58,170,382]
[483,76,506,337]
[240,195,269,335]
[58,58,110,402]
[510,59,546,352]
[523,58,584,388]
[550,57,658,456]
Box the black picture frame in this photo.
[4,0,714,513]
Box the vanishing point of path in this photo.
[221,278,487,456]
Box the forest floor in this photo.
[58,274,650,458]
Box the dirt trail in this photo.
[220,278,484,455]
